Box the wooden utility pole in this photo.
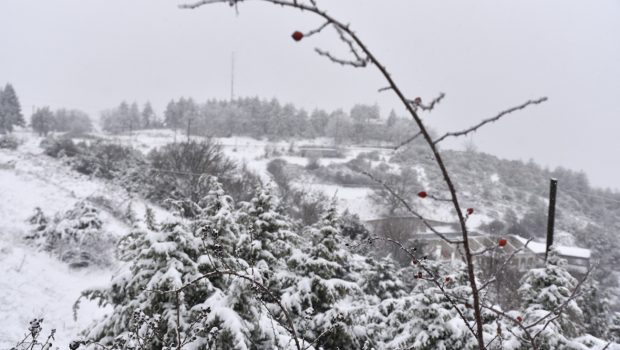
[546,178,558,261]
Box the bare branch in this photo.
[314,48,367,67]
[179,0,229,9]
[333,25,364,62]
[393,131,422,150]
[418,92,446,112]
[433,97,548,144]
[477,238,533,292]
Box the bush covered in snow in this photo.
[71,140,147,181]
[0,134,20,149]
[41,136,81,158]
[25,202,115,268]
[145,140,260,205]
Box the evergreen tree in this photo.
[282,202,364,349]
[378,260,480,350]
[238,185,298,270]
[128,102,141,135]
[81,178,295,349]
[142,102,156,129]
[0,83,24,133]
[577,280,610,339]
[512,247,584,348]
[386,109,398,127]
[81,218,215,349]
[164,100,181,139]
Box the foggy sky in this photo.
[1,0,619,190]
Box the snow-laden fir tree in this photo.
[577,280,610,339]
[80,177,297,350]
[281,201,365,349]
[190,177,284,349]
[80,216,214,349]
[237,185,299,282]
[376,259,482,350]
[0,83,24,133]
[511,246,584,349]
[192,176,244,273]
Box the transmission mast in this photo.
[230,52,235,101]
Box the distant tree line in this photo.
[101,96,419,144]
[31,107,93,136]
[100,101,162,135]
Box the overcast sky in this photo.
[1,0,619,190]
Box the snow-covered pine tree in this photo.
[282,201,364,349]
[513,246,584,349]
[0,83,24,133]
[237,185,298,280]
[171,176,295,349]
[359,255,406,302]
[577,280,610,339]
[377,259,481,350]
[192,176,244,273]
[80,217,216,349]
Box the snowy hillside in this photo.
[2,129,619,350]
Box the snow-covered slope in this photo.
[0,132,137,347]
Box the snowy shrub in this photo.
[339,209,371,241]
[288,188,329,226]
[305,156,321,170]
[71,141,146,181]
[145,140,236,203]
[0,134,19,149]
[25,202,114,268]
[40,136,80,158]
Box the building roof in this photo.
[513,236,591,259]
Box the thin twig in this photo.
[305,21,330,37]
[361,170,463,244]
[433,97,548,144]
[314,48,367,67]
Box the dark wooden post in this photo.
[546,178,558,261]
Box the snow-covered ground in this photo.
[0,132,152,347]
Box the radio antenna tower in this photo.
[230,52,235,101]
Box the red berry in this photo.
[418,191,428,198]
[467,208,474,215]
[291,31,304,41]
[498,238,508,247]
[417,272,423,279]
[516,316,523,322]
[445,277,451,283]
[414,97,422,105]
